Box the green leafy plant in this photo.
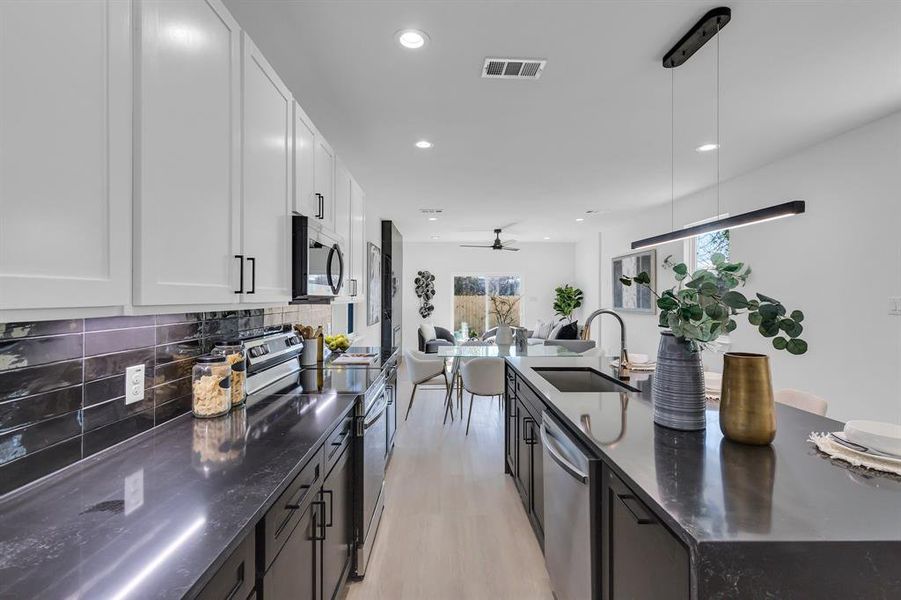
[620,253,808,355]
[553,284,584,323]
[468,329,481,340]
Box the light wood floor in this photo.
[344,372,554,600]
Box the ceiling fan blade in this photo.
[459,244,493,248]
[501,239,517,246]
[501,247,520,251]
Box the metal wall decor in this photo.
[414,270,436,318]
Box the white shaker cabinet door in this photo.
[241,35,292,304]
[293,102,318,219]
[134,0,242,305]
[0,0,131,310]
[315,136,336,233]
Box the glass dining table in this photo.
[437,344,582,424]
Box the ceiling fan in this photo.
[460,229,520,251]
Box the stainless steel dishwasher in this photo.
[541,412,591,600]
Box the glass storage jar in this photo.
[212,340,246,407]
[192,355,231,418]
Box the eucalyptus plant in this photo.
[553,284,584,323]
[620,253,808,355]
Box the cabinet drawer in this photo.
[517,382,542,417]
[263,452,323,569]
[608,474,689,599]
[197,533,254,600]
[325,414,353,474]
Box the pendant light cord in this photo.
[671,67,675,232]
[716,21,721,218]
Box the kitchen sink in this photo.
[533,367,639,393]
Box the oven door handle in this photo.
[363,397,389,429]
[541,424,588,483]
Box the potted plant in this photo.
[620,253,806,439]
[553,284,584,339]
[489,295,519,345]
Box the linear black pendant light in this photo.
[631,7,806,251]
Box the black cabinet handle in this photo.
[322,489,334,527]
[224,562,244,600]
[247,257,256,294]
[234,255,244,294]
[312,500,327,541]
[316,193,324,219]
[617,493,656,525]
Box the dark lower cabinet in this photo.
[516,397,533,507]
[321,442,352,600]
[530,416,544,536]
[607,474,689,600]
[263,499,321,600]
[510,380,544,543]
[197,533,255,600]
[504,393,516,474]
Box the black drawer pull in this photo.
[322,489,334,527]
[234,255,244,294]
[618,493,656,525]
[225,562,244,600]
[312,500,327,541]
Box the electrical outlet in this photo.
[125,364,145,405]
[890,297,901,316]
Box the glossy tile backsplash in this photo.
[0,304,332,496]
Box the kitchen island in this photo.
[504,355,901,599]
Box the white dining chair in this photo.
[775,388,828,416]
[460,357,505,435]
[404,351,449,421]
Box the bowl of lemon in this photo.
[325,333,351,353]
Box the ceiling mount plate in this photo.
[662,7,731,68]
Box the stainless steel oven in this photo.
[353,372,388,577]
[292,215,344,298]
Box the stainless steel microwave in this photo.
[292,215,344,298]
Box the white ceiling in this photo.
[224,0,901,242]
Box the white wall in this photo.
[575,110,901,423]
[402,242,577,352]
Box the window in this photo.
[453,275,522,340]
[685,216,730,272]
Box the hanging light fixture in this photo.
[631,7,805,251]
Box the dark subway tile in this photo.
[0,386,82,433]
[84,348,154,383]
[154,358,194,385]
[152,377,192,406]
[156,322,202,345]
[0,360,83,402]
[155,340,202,365]
[0,334,83,372]
[154,312,203,326]
[203,310,238,320]
[202,318,239,340]
[0,410,82,466]
[155,395,192,425]
[0,437,82,496]
[0,319,83,340]
[83,410,153,457]
[239,315,264,332]
[84,327,155,357]
[84,371,153,408]
[83,394,154,433]
[84,315,156,332]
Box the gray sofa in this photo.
[481,323,596,353]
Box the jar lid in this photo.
[195,355,227,364]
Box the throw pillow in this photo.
[531,320,547,340]
[419,323,437,342]
[538,320,555,339]
[556,321,579,340]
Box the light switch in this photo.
[890,297,901,316]
[125,365,145,405]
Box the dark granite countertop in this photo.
[505,356,901,546]
[0,383,360,599]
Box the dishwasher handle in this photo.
[541,423,588,484]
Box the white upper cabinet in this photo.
[241,34,292,304]
[333,158,352,300]
[293,103,318,220]
[134,0,242,306]
[350,177,366,301]
[0,0,132,311]
[315,136,337,232]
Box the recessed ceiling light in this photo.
[397,29,428,49]
[576,218,585,222]
[428,217,438,221]
[543,236,551,240]
[696,143,719,152]
[415,140,433,149]
[431,235,440,240]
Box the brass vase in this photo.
[719,353,776,445]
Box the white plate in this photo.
[830,432,901,466]
[844,420,901,457]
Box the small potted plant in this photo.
[553,284,584,339]
[620,253,806,442]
